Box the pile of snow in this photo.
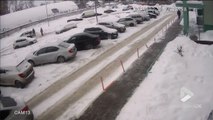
[201,30,213,41]
[116,36,213,120]
[0,1,78,33]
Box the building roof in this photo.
[176,1,204,8]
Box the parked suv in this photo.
[84,25,118,39]
[98,22,126,33]
[0,60,34,88]
[117,17,137,27]
[0,96,34,120]
[13,37,37,49]
[127,14,143,24]
[63,32,100,50]
[26,42,77,66]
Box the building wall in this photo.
[203,1,213,31]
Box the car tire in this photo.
[28,60,35,66]
[57,56,65,63]
[15,80,24,88]
[85,44,93,50]
[129,23,134,27]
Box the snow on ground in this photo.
[0,4,176,119]
[201,30,213,41]
[0,1,78,32]
[116,35,213,120]
[0,4,171,100]
[57,15,171,120]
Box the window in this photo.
[68,36,76,43]
[118,19,124,22]
[51,8,59,14]
[0,110,11,119]
[46,47,59,53]
[16,39,26,42]
[37,48,47,55]
[126,18,132,21]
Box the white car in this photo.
[0,60,34,88]
[117,17,137,27]
[26,42,77,66]
[55,23,77,34]
[13,37,37,49]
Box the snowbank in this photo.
[117,36,213,120]
[0,1,78,33]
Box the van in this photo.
[81,10,102,18]
[81,10,96,18]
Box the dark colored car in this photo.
[98,22,126,33]
[127,14,143,24]
[84,26,118,40]
[148,12,157,18]
[67,18,83,22]
[0,96,34,120]
[63,32,101,50]
[104,9,116,13]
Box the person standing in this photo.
[32,28,36,36]
[40,28,43,36]
[177,9,181,19]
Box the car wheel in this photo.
[85,44,93,50]
[15,80,24,88]
[28,60,35,66]
[57,56,65,63]
[129,23,134,27]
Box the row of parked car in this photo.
[0,6,160,120]
[1,7,160,89]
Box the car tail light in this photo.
[18,73,25,78]
[21,105,29,111]
[69,49,73,53]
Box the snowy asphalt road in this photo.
[26,13,176,120]
[77,15,182,120]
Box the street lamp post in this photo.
[94,0,98,23]
[183,0,189,35]
[45,0,50,26]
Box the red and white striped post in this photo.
[120,60,125,73]
[100,77,104,91]
[145,44,149,48]
[137,48,139,58]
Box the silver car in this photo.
[26,42,77,66]
[0,96,34,120]
[127,14,143,24]
[117,17,137,27]
[0,60,34,88]
[13,37,37,49]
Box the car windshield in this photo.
[0,96,17,109]
[16,60,28,72]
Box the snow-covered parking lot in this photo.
[0,3,178,119]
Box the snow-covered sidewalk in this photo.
[116,35,213,120]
